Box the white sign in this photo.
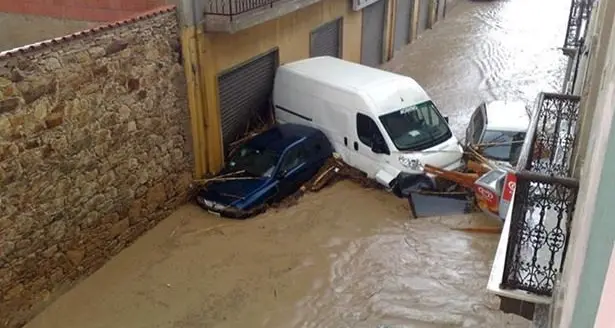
[352,0,382,11]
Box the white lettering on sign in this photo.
[507,181,516,192]
[477,187,494,200]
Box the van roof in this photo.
[484,100,530,133]
[278,56,430,115]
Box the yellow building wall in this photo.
[197,0,362,174]
[208,0,362,72]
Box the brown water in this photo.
[383,0,570,137]
[26,183,525,328]
[24,1,571,327]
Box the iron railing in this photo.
[563,0,594,50]
[501,93,581,296]
[568,39,584,94]
[203,0,283,17]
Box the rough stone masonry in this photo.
[0,8,193,327]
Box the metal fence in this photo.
[564,0,594,50]
[501,93,581,296]
[203,0,282,17]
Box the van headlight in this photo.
[398,156,422,170]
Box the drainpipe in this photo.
[179,0,209,178]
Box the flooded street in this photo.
[27,183,526,328]
[25,0,570,327]
[383,0,570,136]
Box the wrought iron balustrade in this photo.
[564,0,595,50]
[501,92,581,296]
[204,0,283,18]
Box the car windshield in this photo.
[379,100,452,151]
[481,130,526,163]
[225,146,279,177]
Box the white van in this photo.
[272,56,464,188]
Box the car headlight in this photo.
[398,156,422,170]
[197,197,225,209]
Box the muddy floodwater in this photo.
[25,0,571,327]
[383,0,570,137]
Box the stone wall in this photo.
[0,7,193,327]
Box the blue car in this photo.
[196,123,333,219]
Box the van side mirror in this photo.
[371,142,389,155]
[444,116,449,123]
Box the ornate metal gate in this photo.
[501,93,582,296]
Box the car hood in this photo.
[198,177,269,207]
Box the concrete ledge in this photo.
[203,0,324,33]
[486,197,552,305]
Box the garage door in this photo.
[360,0,387,67]
[218,50,278,151]
[418,0,430,35]
[393,0,413,54]
[310,18,342,58]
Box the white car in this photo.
[465,100,531,169]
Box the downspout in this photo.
[180,0,209,178]
[191,0,210,177]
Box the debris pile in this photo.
[273,155,382,209]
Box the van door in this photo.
[350,113,390,177]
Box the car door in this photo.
[467,103,487,147]
[275,144,311,200]
[350,113,390,177]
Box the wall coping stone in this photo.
[0,5,177,60]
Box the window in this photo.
[379,101,452,151]
[481,130,526,163]
[225,146,279,178]
[357,113,386,149]
[280,146,306,174]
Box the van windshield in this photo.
[379,100,452,151]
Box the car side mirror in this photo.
[444,116,449,123]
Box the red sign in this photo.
[502,172,517,202]
[475,185,498,213]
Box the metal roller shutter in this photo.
[418,0,430,34]
[393,0,413,54]
[218,50,278,151]
[310,18,342,58]
[360,0,387,67]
